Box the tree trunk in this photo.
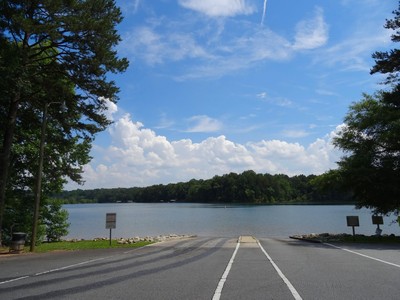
[0,93,20,246]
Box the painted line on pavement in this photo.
[0,256,112,285]
[258,240,303,300]
[0,276,30,285]
[324,243,400,269]
[212,239,241,300]
[35,256,110,275]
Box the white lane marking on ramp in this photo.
[35,256,109,276]
[258,241,303,300]
[0,276,30,285]
[213,237,302,300]
[324,243,400,269]
[212,239,241,300]
[0,256,112,285]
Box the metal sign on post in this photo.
[106,213,116,246]
[346,216,359,240]
[372,215,383,236]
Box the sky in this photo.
[66,0,395,190]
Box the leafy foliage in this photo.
[0,0,128,245]
[42,200,70,242]
[333,91,400,215]
[329,2,400,215]
[57,171,352,204]
[371,2,400,86]
[2,194,68,245]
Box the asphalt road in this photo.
[1,236,399,299]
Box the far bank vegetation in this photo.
[56,171,352,205]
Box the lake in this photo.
[64,203,399,239]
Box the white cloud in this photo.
[120,2,391,81]
[155,113,175,129]
[175,27,293,80]
[292,7,328,50]
[311,3,391,73]
[122,26,211,66]
[315,89,338,97]
[273,97,294,107]
[65,113,343,189]
[119,0,141,15]
[256,92,267,99]
[257,93,294,108]
[281,129,310,138]
[314,32,390,72]
[122,6,324,80]
[178,0,256,17]
[121,4,360,81]
[340,0,385,7]
[99,97,118,121]
[186,115,223,133]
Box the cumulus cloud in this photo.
[292,7,328,50]
[99,97,118,121]
[65,113,343,189]
[178,0,256,17]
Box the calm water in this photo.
[64,203,399,239]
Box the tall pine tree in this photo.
[0,0,128,246]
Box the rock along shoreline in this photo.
[289,233,348,243]
[64,234,196,244]
[290,232,399,243]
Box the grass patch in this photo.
[34,239,153,252]
[1,240,153,254]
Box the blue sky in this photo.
[66,0,394,189]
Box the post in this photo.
[109,228,112,246]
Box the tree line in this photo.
[56,171,352,204]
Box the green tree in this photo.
[370,2,400,86]
[2,192,34,244]
[331,2,400,215]
[333,91,400,214]
[42,200,69,242]
[0,0,128,246]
